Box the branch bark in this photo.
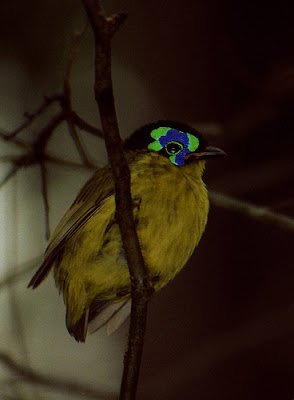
[209,192,294,232]
[0,352,113,400]
[81,1,151,399]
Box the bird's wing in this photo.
[28,165,114,288]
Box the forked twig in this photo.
[7,94,62,140]
[0,24,102,238]
[39,162,50,240]
[0,166,19,190]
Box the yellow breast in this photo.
[131,152,209,288]
[54,152,209,323]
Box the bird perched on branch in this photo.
[28,120,225,342]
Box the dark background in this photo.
[0,0,293,399]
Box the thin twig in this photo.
[0,131,31,150]
[67,118,95,167]
[39,162,50,240]
[45,155,97,170]
[0,167,19,189]
[7,95,62,139]
[268,197,294,212]
[64,24,88,90]
[0,24,101,245]
[0,110,64,194]
[0,352,114,400]
[72,111,104,138]
[209,191,294,232]
[0,156,22,164]
[32,111,65,155]
[63,23,96,168]
[82,2,151,399]
[7,287,41,400]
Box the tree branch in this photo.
[81,2,151,399]
[72,111,104,137]
[39,162,50,240]
[0,25,102,237]
[209,191,294,232]
[0,352,113,400]
[7,95,62,139]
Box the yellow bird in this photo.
[28,120,225,342]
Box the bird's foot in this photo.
[132,194,142,210]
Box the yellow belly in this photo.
[54,155,209,323]
[133,169,208,288]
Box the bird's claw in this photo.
[132,194,142,210]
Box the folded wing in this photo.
[28,165,114,288]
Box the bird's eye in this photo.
[165,141,184,156]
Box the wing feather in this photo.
[28,166,114,289]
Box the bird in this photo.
[28,120,225,342]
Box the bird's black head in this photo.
[124,120,225,167]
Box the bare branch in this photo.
[32,111,65,155]
[82,2,151,399]
[67,118,95,167]
[39,162,50,240]
[269,198,294,212]
[0,131,30,150]
[72,111,104,138]
[209,192,294,232]
[7,95,62,139]
[0,25,101,243]
[0,166,19,189]
[0,352,114,400]
[107,12,128,37]
[0,156,21,164]
[45,155,97,170]
[64,24,88,89]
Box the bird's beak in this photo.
[186,146,226,161]
[197,146,227,160]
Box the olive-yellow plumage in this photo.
[28,120,224,342]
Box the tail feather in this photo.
[28,246,64,289]
[106,300,132,335]
[28,237,67,289]
[88,300,131,336]
[27,258,54,289]
[67,299,131,342]
[66,308,90,343]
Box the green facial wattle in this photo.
[148,127,200,166]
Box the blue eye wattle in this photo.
[148,127,200,166]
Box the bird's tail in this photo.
[66,299,131,342]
